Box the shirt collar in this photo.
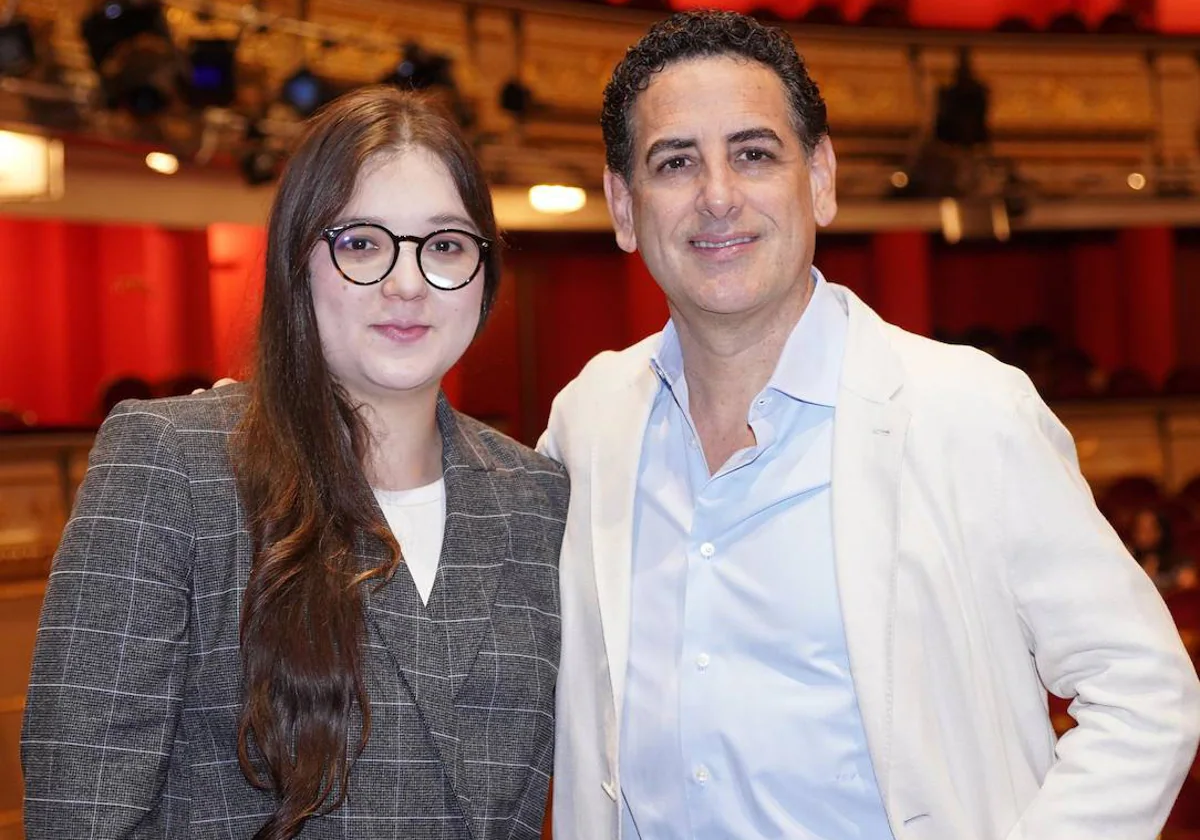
[649,266,847,408]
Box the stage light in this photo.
[528,185,586,215]
[186,38,237,108]
[80,1,179,117]
[1128,172,1147,190]
[281,67,331,117]
[81,1,170,68]
[0,20,36,77]
[112,41,177,116]
[935,48,989,148]
[380,42,473,129]
[499,79,533,118]
[382,42,454,91]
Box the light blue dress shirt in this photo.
[619,269,894,839]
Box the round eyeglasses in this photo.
[320,223,492,290]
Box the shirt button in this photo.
[696,652,710,669]
[694,765,710,784]
[699,542,715,559]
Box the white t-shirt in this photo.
[373,478,446,605]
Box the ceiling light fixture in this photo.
[528,184,586,215]
[145,150,178,174]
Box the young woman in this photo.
[22,86,568,840]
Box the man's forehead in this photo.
[635,57,788,107]
[631,59,795,150]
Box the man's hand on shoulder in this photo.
[191,378,239,394]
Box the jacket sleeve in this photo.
[536,426,561,463]
[1002,387,1200,840]
[21,400,195,838]
[536,386,567,464]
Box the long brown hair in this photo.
[231,86,500,840]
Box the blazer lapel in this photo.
[591,363,660,720]
[426,397,511,702]
[829,285,909,807]
[361,394,507,830]
[361,527,470,814]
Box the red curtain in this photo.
[3,219,1194,431]
[930,238,1074,338]
[457,264,524,436]
[207,223,266,382]
[0,217,213,426]
[1121,226,1176,385]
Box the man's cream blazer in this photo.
[540,283,1200,840]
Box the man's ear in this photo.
[809,136,838,228]
[604,167,638,254]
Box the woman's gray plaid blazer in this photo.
[21,385,569,839]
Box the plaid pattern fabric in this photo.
[22,385,568,839]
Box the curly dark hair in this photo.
[601,10,829,182]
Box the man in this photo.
[538,10,1200,840]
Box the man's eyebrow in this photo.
[645,137,696,165]
[727,127,784,146]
